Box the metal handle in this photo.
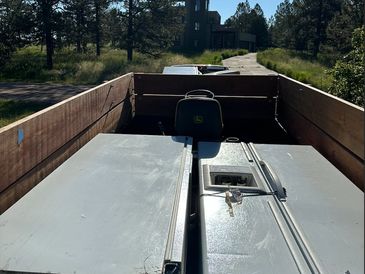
[185,89,214,99]
[259,160,286,200]
[224,137,240,143]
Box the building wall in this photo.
[184,0,210,50]
[182,0,256,51]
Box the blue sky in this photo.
[209,0,283,23]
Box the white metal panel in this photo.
[0,134,192,274]
[198,142,306,274]
[252,144,364,274]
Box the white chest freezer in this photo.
[198,142,363,274]
[0,134,192,274]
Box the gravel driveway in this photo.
[223,53,277,75]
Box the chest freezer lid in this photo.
[0,134,192,274]
[198,142,271,194]
[251,143,364,274]
[200,193,310,273]
[198,142,312,273]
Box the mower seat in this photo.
[175,89,223,140]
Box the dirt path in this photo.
[0,83,91,104]
[223,53,277,75]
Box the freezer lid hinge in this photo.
[259,160,287,200]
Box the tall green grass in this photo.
[189,49,248,64]
[257,48,333,91]
[0,47,249,127]
[0,47,248,85]
[0,99,50,128]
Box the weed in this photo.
[0,47,248,85]
[257,48,333,91]
[0,47,250,127]
[0,99,50,128]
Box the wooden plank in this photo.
[278,102,364,190]
[0,102,127,214]
[279,75,364,160]
[135,95,275,120]
[134,73,278,97]
[0,73,133,194]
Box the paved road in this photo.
[0,83,91,104]
[223,53,277,75]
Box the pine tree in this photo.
[225,1,269,48]
[325,0,364,55]
[63,0,93,53]
[29,0,62,69]
[270,0,294,48]
[92,0,110,56]
[120,0,184,61]
[249,4,268,48]
[270,0,344,56]
[0,0,34,67]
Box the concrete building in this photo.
[181,0,256,51]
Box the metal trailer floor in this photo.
[0,134,192,274]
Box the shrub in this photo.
[75,61,105,84]
[221,49,248,60]
[99,51,127,80]
[329,27,364,107]
[257,48,333,91]
[0,47,250,84]
[0,99,50,128]
[0,47,46,81]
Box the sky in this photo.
[209,0,284,22]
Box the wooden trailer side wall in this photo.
[0,73,134,213]
[278,75,364,189]
[133,74,278,120]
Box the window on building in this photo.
[194,40,199,47]
[181,15,185,23]
[174,35,183,46]
[195,0,200,11]
[194,22,200,31]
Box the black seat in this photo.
[175,89,223,140]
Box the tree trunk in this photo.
[127,0,133,62]
[95,1,101,56]
[76,9,82,53]
[313,0,323,57]
[77,40,82,53]
[43,2,53,70]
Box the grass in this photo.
[257,48,333,91]
[0,47,249,128]
[0,100,50,128]
[189,49,248,64]
[0,46,248,85]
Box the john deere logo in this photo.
[193,115,204,124]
